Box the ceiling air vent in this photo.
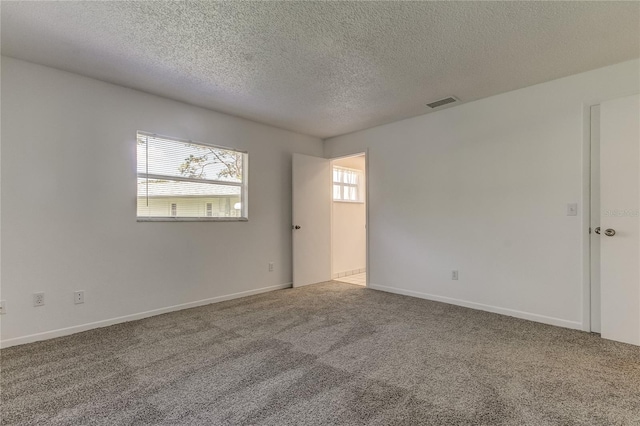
[426,96,458,109]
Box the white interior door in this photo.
[599,94,640,346]
[292,153,331,287]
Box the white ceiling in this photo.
[2,1,638,139]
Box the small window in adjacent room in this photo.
[333,166,363,202]
[137,131,248,221]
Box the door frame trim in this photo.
[329,150,369,288]
[582,103,594,332]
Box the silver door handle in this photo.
[604,228,616,237]
[293,225,301,230]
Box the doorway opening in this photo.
[291,151,368,288]
[330,153,367,286]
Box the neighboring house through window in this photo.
[137,132,248,220]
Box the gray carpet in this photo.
[2,282,640,425]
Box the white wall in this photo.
[331,155,366,277]
[324,59,640,331]
[0,57,323,346]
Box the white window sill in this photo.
[137,217,248,222]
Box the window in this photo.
[137,132,248,220]
[333,166,363,202]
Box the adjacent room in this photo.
[332,154,367,286]
[1,1,639,425]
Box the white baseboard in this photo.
[332,268,366,279]
[0,283,292,349]
[368,283,583,331]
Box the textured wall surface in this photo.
[0,57,323,345]
[325,60,640,332]
[2,1,639,138]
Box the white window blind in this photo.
[333,166,363,202]
[137,131,248,220]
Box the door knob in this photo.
[294,225,301,230]
[594,227,601,234]
[604,228,616,237]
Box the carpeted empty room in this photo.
[2,2,640,425]
[2,282,639,425]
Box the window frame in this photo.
[332,166,364,203]
[136,131,249,222]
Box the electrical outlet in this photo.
[452,270,459,280]
[74,291,85,304]
[33,292,45,307]
[268,262,274,272]
[0,300,6,315]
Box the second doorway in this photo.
[331,154,367,286]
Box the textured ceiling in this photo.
[2,1,639,138]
